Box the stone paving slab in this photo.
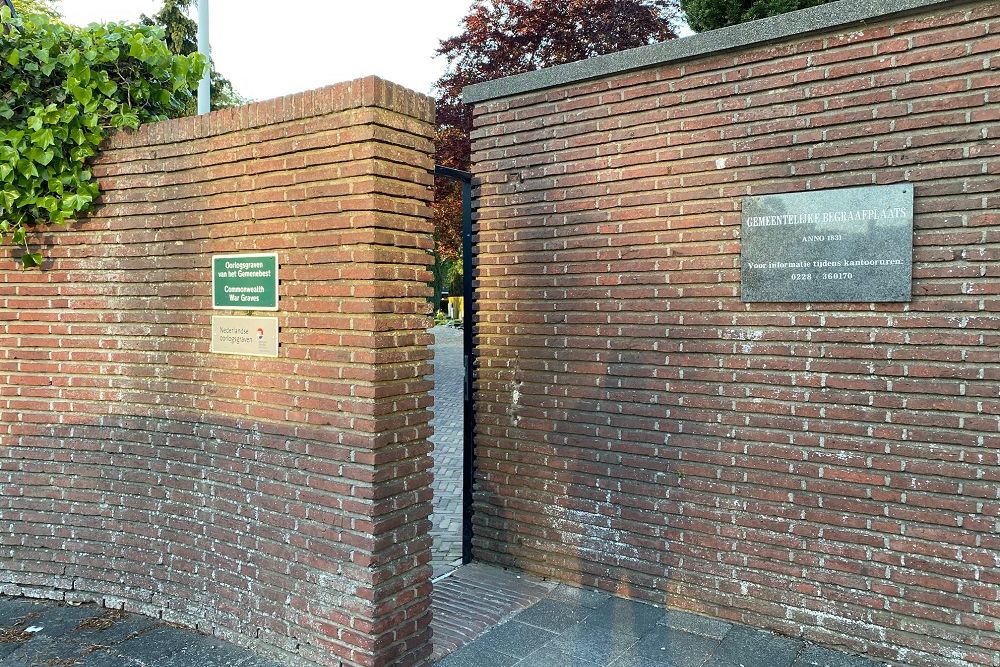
[658,609,733,639]
[704,624,804,667]
[792,644,888,667]
[540,620,645,664]
[0,600,45,628]
[617,626,722,667]
[578,597,667,636]
[472,620,558,660]
[545,584,612,609]
[514,644,603,667]
[435,646,519,667]
[510,598,594,633]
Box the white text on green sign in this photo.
[212,253,279,310]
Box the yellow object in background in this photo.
[447,296,464,320]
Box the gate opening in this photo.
[431,166,475,573]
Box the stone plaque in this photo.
[211,316,279,357]
[741,184,913,302]
[212,253,279,310]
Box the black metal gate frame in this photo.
[434,166,475,564]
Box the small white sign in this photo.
[211,316,279,357]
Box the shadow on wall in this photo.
[0,76,437,667]
[464,2,1000,666]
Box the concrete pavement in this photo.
[0,597,281,667]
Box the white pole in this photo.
[197,0,211,114]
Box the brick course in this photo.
[468,3,1000,666]
[0,76,435,667]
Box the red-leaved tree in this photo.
[433,0,680,259]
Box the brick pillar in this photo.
[0,77,435,667]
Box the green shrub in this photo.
[0,6,204,267]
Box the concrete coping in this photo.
[463,0,961,104]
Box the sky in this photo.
[54,0,476,101]
[52,1,692,104]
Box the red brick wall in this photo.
[0,77,435,667]
[469,3,999,666]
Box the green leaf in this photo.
[65,193,93,211]
[16,159,38,179]
[35,129,55,150]
[58,50,80,67]
[0,189,17,209]
[0,15,206,268]
[172,56,189,79]
[97,78,118,97]
[69,79,93,105]
[113,111,141,130]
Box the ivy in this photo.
[0,6,204,267]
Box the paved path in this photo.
[0,597,280,667]
[430,563,556,662]
[429,325,465,579]
[433,578,890,667]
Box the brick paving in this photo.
[429,564,556,663]
[427,326,568,662]
[429,325,465,579]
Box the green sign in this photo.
[212,253,279,310]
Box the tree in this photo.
[433,0,679,260]
[0,6,204,266]
[10,0,59,20]
[680,0,836,32]
[140,0,244,110]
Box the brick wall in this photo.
[0,77,435,667]
[468,3,999,666]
